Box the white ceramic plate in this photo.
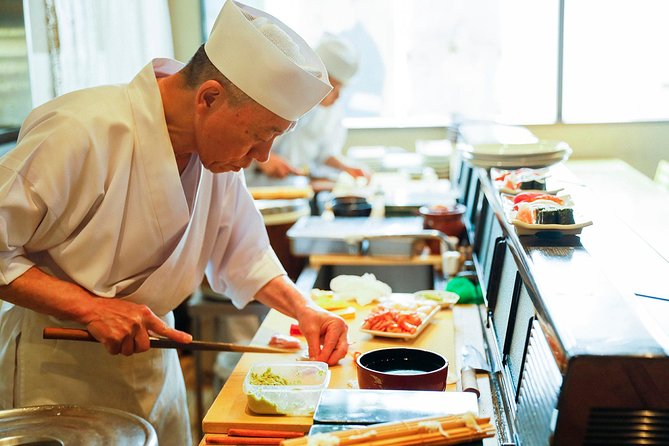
[413,290,460,308]
[360,305,440,340]
[460,140,571,157]
[461,150,571,170]
[511,219,594,236]
[503,193,593,235]
[497,186,564,195]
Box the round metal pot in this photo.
[0,405,157,446]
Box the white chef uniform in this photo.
[271,103,347,178]
[0,58,286,446]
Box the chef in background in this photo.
[255,33,369,180]
[0,1,348,445]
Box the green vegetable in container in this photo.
[249,368,291,386]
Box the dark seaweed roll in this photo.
[557,208,575,224]
[519,179,547,191]
[536,208,560,224]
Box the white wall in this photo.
[527,122,669,180]
[167,0,202,63]
[344,122,669,179]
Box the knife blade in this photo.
[460,344,491,398]
[43,327,297,354]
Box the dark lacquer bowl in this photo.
[329,196,372,217]
[356,347,449,391]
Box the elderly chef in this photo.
[0,1,348,445]
[255,33,369,180]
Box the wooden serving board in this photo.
[202,302,457,434]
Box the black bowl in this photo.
[329,196,372,217]
[356,347,449,391]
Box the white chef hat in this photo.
[204,0,332,121]
[315,33,360,85]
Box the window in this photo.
[203,0,559,126]
[562,0,669,123]
[203,0,669,125]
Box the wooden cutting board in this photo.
[248,185,313,200]
[202,302,458,434]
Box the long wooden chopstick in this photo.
[280,413,495,446]
[43,327,298,353]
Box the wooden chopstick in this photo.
[227,429,304,439]
[280,413,495,446]
[206,435,284,445]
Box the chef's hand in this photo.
[258,154,304,178]
[254,276,348,365]
[344,166,371,182]
[85,298,192,356]
[296,305,349,366]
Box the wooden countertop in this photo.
[201,302,490,436]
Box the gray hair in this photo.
[181,45,253,106]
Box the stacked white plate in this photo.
[458,140,572,169]
[346,146,407,172]
[416,139,452,179]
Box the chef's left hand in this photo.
[295,305,349,365]
[254,276,349,365]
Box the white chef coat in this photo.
[271,102,347,178]
[0,59,286,446]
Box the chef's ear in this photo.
[197,80,223,108]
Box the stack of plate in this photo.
[416,139,452,179]
[346,146,407,173]
[458,140,573,169]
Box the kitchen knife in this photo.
[460,344,491,398]
[43,327,297,353]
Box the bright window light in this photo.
[562,0,669,123]
[203,0,559,126]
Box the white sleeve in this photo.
[205,173,286,308]
[0,167,45,285]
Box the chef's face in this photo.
[320,77,343,107]
[194,80,295,173]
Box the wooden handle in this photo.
[43,327,97,342]
[461,366,480,398]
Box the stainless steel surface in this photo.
[312,389,478,424]
[254,198,310,216]
[0,405,157,446]
[287,216,456,257]
[461,344,491,397]
[305,263,442,294]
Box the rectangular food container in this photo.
[243,361,330,416]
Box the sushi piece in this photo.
[557,207,575,224]
[535,207,575,225]
[536,208,560,224]
[519,179,547,191]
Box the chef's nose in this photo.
[250,141,273,162]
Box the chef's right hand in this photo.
[84,298,192,356]
[258,154,303,178]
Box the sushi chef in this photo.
[0,1,348,445]
[254,33,369,180]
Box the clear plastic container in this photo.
[243,361,330,416]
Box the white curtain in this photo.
[45,0,174,96]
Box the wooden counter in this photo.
[201,301,490,436]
